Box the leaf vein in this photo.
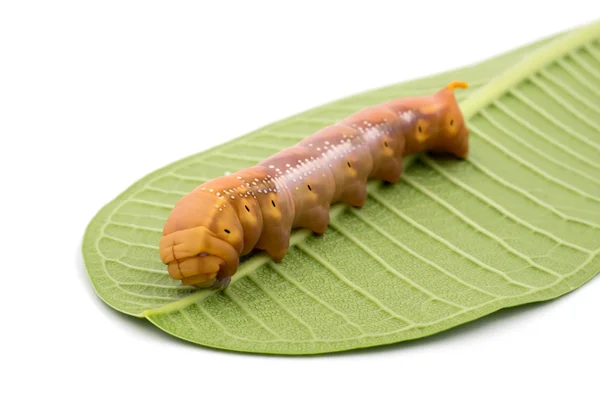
[296,243,417,324]
[367,190,537,289]
[478,109,600,186]
[330,220,495,304]
[422,156,594,253]
[464,156,600,229]
[539,68,600,114]
[246,275,318,340]
[510,88,600,151]
[346,208,504,295]
[469,123,600,202]
[224,290,284,340]
[529,75,600,133]
[402,174,563,279]
[270,262,366,334]
[492,100,600,169]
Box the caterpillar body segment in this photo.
[159,82,470,288]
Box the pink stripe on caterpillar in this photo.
[160,82,470,288]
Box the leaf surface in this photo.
[82,22,600,354]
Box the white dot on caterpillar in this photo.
[237,176,242,179]
[219,208,223,212]
[316,147,321,151]
[285,163,290,167]
[209,189,214,192]
[325,141,329,145]
[308,143,313,147]
[269,165,275,168]
[216,192,221,197]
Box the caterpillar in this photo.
[160,81,470,289]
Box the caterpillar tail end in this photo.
[446,81,469,91]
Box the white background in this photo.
[1,1,599,400]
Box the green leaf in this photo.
[82,22,600,354]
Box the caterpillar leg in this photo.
[341,181,368,208]
[266,247,287,262]
[309,206,331,234]
[256,228,290,262]
[294,205,330,234]
[211,276,232,290]
[372,158,403,184]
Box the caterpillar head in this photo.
[159,189,244,289]
[429,81,470,158]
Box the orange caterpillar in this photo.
[160,82,470,289]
